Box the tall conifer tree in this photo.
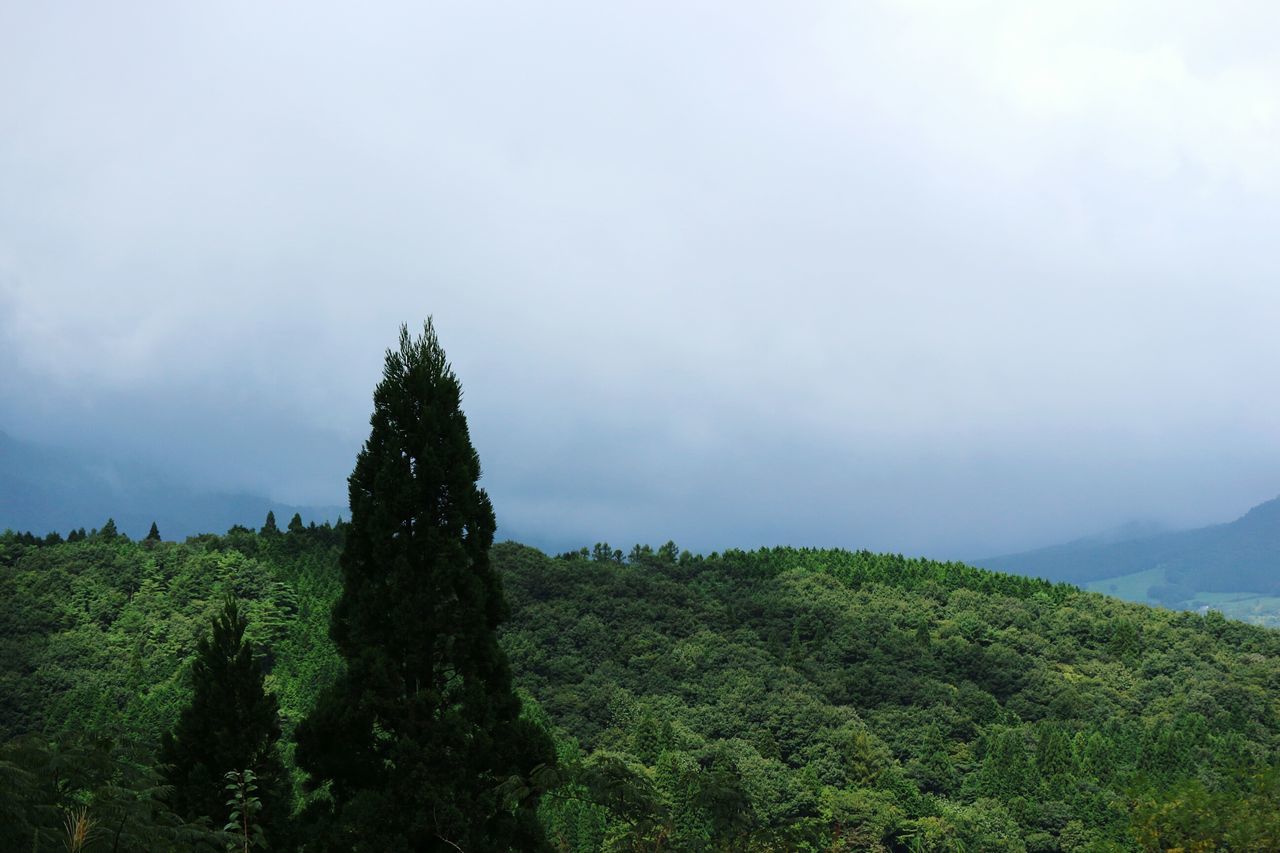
[159,599,289,846]
[296,320,553,850]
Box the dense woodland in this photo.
[3,521,1279,850]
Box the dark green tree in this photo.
[146,522,162,542]
[159,598,289,847]
[287,513,304,534]
[261,511,279,537]
[975,727,1032,800]
[295,320,554,851]
[1036,724,1074,780]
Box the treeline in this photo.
[0,514,343,748]
[503,542,1280,850]
[0,515,344,849]
[4,321,555,852]
[4,521,1280,849]
[2,322,1276,850]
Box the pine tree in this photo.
[146,522,161,542]
[295,320,554,850]
[287,513,304,534]
[261,511,279,536]
[159,599,289,847]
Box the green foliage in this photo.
[0,521,344,806]
[497,541,1280,850]
[5,515,1280,849]
[159,598,290,847]
[224,768,268,851]
[98,518,119,542]
[0,734,225,851]
[1130,765,1280,850]
[294,321,554,850]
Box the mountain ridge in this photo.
[977,494,1280,594]
[0,427,343,539]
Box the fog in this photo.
[3,1,1280,557]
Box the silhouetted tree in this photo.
[146,522,161,542]
[295,320,554,850]
[159,599,289,847]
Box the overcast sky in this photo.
[3,1,1279,558]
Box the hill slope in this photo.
[4,529,1280,849]
[978,496,1280,594]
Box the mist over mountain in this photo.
[978,495,1280,595]
[0,428,343,540]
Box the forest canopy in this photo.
[2,524,1278,850]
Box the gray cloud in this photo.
[3,1,1280,557]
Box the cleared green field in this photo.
[1084,568,1280,628]
[1084,567,1165,604]
[1191,591,1280,627]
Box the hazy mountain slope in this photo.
[0,429,343,539]
[979,496,1280,593]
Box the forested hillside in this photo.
[0,521,342,757]
[3,524,1280,850]
[503,543,1280,850]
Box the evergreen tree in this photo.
[261,511,279,537]
[295,320,554,850]
[146,522,161,542]
[287,512,304,534]
[1036,724,1074,780]
[975,727,1032,800]
[159,598,289,847]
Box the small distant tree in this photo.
[159,599,289,847]
[260,511,279,537]
[98,518,118,541]
[592,543,623,563]
[287,513,304,534]
[146,522,162,542]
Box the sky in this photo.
[2,1,1280,558]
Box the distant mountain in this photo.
[978,496,1280,594]
[0,428,344,540]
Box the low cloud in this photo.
[3,1,1278,555]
